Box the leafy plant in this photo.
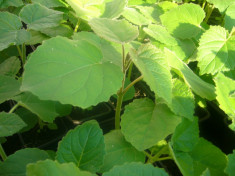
[0,0,235,175]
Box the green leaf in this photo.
[40,24,73,38]
[207,0,234,13]
[197,26,235,75]
[215,73,235,130]
[130,44,172,103]
[21,36,123,108]
[0,12,22,51]
[172,117,199,152]
[171,138,227,176]
[89,18,139,44]
[0,0,23,8]
[122,7,151,26]
[56,120,105,173]
[101,0,127,19]
[170,79,195,120]
[15,29,31,45]
[160,3,205,39]
[100,130,145,173]
[31,0,67,8]
[121,98,181,151]
[0,112,26,137]
[103,162,169,176]
[0,148,50,176]
[25,30,50,45]
[225,4,235,32]
[13,92,72,123]
[164,48,216,100]
[201,169,211,176]
[19,3,63,30]
[0,75,21,104]
[27,159,96,176]
[0,56,20,76]
[15,108,38,133]
[225,150,235,175]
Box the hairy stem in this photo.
[123,75,143,95]
[0,144,7,161]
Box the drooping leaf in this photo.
[0,148,50,176]
[101,0,127,19]
[170,79,195,120]
[19,3,63,30]
[0,112,26,137]
[56,121,105,173]
[13,92,72,123]
[197,26,235,75]
[164,48,216,100]
[122,7,151,26]
[89,18,139,44]
[40,24,73,38]
[225,4,235,32]
[0,56,21,76]
[207,0,234,13]
[121,98,181,151]
[225,150,235,176]
[130,44,172,103]
[160,3,205,39]
[0,0,23,8]
[171,138,227,176]
[31,0,67,8]
[21,36,123,108]
[100,130,145,173]
[0,75,21,104]
[27,159,96,176]
[0,12,22,51]
[103,162,169,176]
[215,73,235,130]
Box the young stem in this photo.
[16,45,23,62]
[123,75,143,95]
[22,43,26,65]
[0,144,7,161]
[74,19,81,32]
[127,62,133,80]
[204,4,214,24]
[8,103,20,114]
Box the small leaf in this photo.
[130,44,172,103]
[31,0,67,8]
[0,56,21,76]
[13,92,72,123]
[121,98,181,151]
[100,130,145,173]
[15,29,31,45]
[207,0,234,13]
[26,30,50,45]
[164,48,216,100]
[101,0,127,19]
[0,148,50,176]
[19,3,63,30]
[225,150,235,176]
[225,4,235,32]
[160,3,205,39]
[0,112,26,137]
[89,18,139,44]
[0,75,21,104]
[40,24,73,38]
[103,162,169,176]
[197,26,235,75]
[56,120,105,173]
[27,159,96,176]
[0,0,23,8]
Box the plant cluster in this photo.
[0,0,235,175]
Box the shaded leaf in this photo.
[225,4,235,32]
[0,56,21,76]
[31,0,67,8]
[207,0,234,13]
[0,0,23,8]
[25,30,50,45]
[40,24,73,38]
[225,150,235,176]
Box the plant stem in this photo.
[22,43,26,65]
[204,4,214,24]
[0,144,7,161]
[9,103,20,114]
[154,156,172,162]
[16,45,23,62]
[123,75,143,95]
[127,62,133,80]
[74,19,81,32]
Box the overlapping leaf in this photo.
[225,150,235,176]
[101,0,127,19]
[207,0,234,13]
[56,121,105,173]
[197,26,235,75]
[0,0,23,8]
[225,4,235,32]
[32,0,67,8]
[0,56,20,76]
[21,36,123,108]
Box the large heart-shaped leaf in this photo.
[56,120,105,173]
[103,162,168,176]
[121,98,181,151]
[197,26,235,75]
[27,160,96,176]
[89,18,139,44]
[19,3,63,31]
[0,148,50,176]
[164,48,216,100]
[130,44,172,103]
[0,112,26,137]
[100,130,145,173]
[160,3,205,39]
[21,36,123,108]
